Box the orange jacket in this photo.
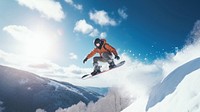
[86,39,118,59]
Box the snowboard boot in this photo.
[91,69,101,76]
[91,63,101,76]
[109,61,116,69]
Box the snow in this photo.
[0,101,4,112]
[148,68,200,112]
[121,96,148,112]
[146,57,200,110]
[48,80,87,98]
[19,78,29,85]
[27,87,32,90]
[48,80,79,92]
[121,58,200,112]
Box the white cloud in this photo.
[118,8,128,19]
[17,0,65,21]
[0,48,60,75]
[64,65,91,75]
[188,20,200,42]
[89,10,117,26]
[3,25,58,58]
[100,32,107,38]
[69,52,78,60]
[74,20,107,38]
[0,48,89,80]
[3,25,32,43]
[74,19,94,34]
[65,0,73,5]
[74,4,83,11]
[28,63,53,69]
[0,50,10,62]
[65,0,83,11]
[89,29,99,37]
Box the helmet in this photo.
[94,38,101,46]
[94,38,103,48]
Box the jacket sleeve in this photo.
[105,44,118,56]
[86,48,97,59]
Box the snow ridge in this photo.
[146,57,200,110]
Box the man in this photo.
[83,38,120,76]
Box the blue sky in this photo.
[1,0,200,66]
[0,0,200,86]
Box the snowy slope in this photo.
[121,57,200,112]
[146,57,200,110]
[148,67,200,112]
[0,65,102,112]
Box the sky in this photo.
[0,0,200,87]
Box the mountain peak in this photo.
[0,65,101,112]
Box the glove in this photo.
[115,55,120,60]
[83,58,88,63]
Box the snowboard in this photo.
[81,60,125,79]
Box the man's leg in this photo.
[92,56,104,75]
[102,52,116,69]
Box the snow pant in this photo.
[93,52,114,71]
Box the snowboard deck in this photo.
[81,60,125,79]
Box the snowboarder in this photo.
[83,38,120,76]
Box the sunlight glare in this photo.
[23,30,54,59]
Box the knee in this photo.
[93,57,98,62]
[102,52,111,59]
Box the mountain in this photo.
[81,87,108,96]
[121,57,200,112]
[0,65,102,112]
